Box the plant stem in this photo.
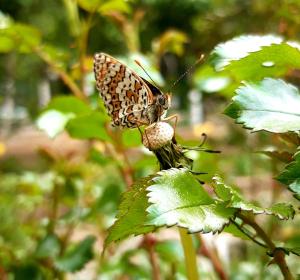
[197,234,228,280]
[179,227,199,280]
[48,180,60,234]
[238,213,294,280]
[34,47,87,101]
[144,235,160,280]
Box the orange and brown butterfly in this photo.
[93,53,171,128]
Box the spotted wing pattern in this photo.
[94,53,156,128]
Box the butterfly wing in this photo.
[94,53,155,128]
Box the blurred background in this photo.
[0,0,299,279]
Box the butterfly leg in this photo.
[134,120,152,149]
[163,114,178,132]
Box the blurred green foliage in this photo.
[0,0,300,279]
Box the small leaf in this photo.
[105,176,156,247]
[225,78,300,133]
[147,168,235,233]
[0,22,41,53]
[258,150,293,163]
[46,96,91,115]
[212,175,295,219]
[35,234,61,259]
[66,111,111,141]
[193,64,231,94]
[277,152,300,201]
[283,235,300,256]
[77,0,131,14]
[224,43,300,81]
[283,247,300,256]
[54,235,95,272]
[98,0,131,14]
[36,110,74,138]
[11,263,44,280]
[211,34,283,70]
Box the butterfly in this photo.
[93,53,171,128]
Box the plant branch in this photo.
[238,213,294,280]
[78,12,95,94]
[179,227,199,280]
[143,235,161,280]
[34,47,87,101]
[230,218,268,249]
[197,234,228,280]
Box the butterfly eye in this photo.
[158,96,166,106]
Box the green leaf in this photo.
[225,43,300,81]
[46,96,91,115]
[147,168,235,233]
[277,151,300,201]
[11,263,44,280]
[98,0,131,14]
[36,110,74,138]
[225,78,300,133]
[122,128,142,147]
[284,234,300,256]
[223,223,251,240]
[77,0,131,14]
[258,150,293,163]
[37,96,95,138]
[35,234,61,259]
[193,64,231,93]
[211,34,283,71]
[105,176,156,247]
[41,44,69,70]
[77,0,104,12]
[54,235,96,272]
[212,175,295,219]
[0,22,41,53]
[66,111,111,141]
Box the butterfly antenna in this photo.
[169,54,205,91]
[134,59,160,89]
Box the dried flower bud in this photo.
[142,122,174,150]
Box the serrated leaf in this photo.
[105,176,156,247]
[211,34,283,71]
[212,175,295,219]
[225,78,300,133]
[225,43,300,81]
[147,168,235,233]
[54,236,95,272]
[66,111,111,141]
[277,152,300,201]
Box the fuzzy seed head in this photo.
[142,122,174,150]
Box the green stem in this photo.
[178,227,199,280]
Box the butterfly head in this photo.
[157,93,171,111]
